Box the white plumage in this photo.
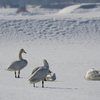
[6,48,28,78]
[84,68,100,80]
[44,70,56,81]
[28,59,49,88]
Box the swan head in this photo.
[20,48,27,54]
[19,48,27,60]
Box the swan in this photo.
[44,70,56,81]
[6,48,28,78]
[29,69,56,83]
[84,68,100,80]
[28,59,49,88]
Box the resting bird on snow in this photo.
[28,59,49,88]
[84,68,100,80]
[44,70,56,81]
[6,49,28,78]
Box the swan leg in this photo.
[42,81,44,88]
[15,71,17,78]
[18,70,20,78]
[33,84,35,87]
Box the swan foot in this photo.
[42,81,44,88]
[14,71,20,78]
[15,71,17,78]
[18,70,20,78]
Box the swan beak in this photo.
[24,51,27,54]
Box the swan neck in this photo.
[44,61,49,68]
[44,63,49,67]
[19,51,23,60]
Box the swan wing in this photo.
[7,60,27,71]
[28,67,49,83]
[28,67,40,79]
[31,67,40,74]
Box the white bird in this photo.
[28,59,49,88]
[6,48,28,78]
[44,70,56,81]
[84,68,100,80]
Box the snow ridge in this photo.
[0,18,100,45]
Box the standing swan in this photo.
[6,49,28,78]
[28,59,49,88]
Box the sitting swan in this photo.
[44,70,56,81]
[84,68,100,80]
[28,59,49,88]
[6,49,28,78]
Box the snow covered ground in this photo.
[0,3,100,100]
